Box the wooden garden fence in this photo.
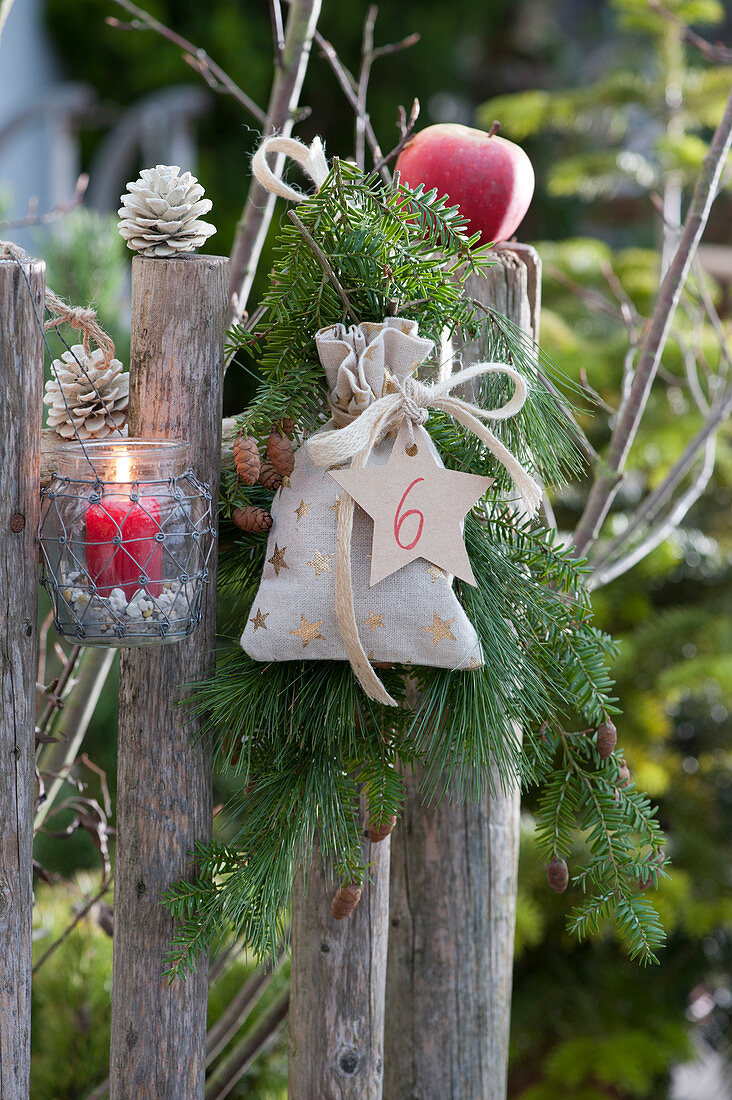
[0,245,537,1100]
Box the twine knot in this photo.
[44,288,116,369]
[396,377,429,444]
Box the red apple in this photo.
[395,122,535,245]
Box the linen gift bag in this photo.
[241,318,485,689]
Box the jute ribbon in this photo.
[308,355,542,706]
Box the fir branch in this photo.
[286,209,360,322]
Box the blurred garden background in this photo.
[1,0,730,1096]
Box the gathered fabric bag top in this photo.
[240,318,484,671]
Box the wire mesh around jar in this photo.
[39,470,216,646]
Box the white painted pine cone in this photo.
[44,345,129,440]
[118,164,216,257]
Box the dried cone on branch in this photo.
[617,760,631,787]
[546,857,569,894]
[233,434,261,485]
[44,345,129,440]
[331,884,362,920]
[259,460,283,492]
[231,506,273,534]
[367,815,397,843]
[596,719,618,760]
[267,429,295,477]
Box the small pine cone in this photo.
[596,720,618,760]
[617,760,631,787]
[259,460,283,492]
[267,429,295,477]
[44,345,129,440]
[231,506,273,533]
[546,857,569,894]
[118,164,216,257]
[233,434,261,485]
[280,417,296,435]
[367,815,397,843]
[331,884,362,920]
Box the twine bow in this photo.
[307,326,542,707]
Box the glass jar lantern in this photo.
[39,440,216,646]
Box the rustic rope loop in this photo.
[44,288,116,369]
[251,134,329,203]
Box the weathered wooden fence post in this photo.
[289,804,391,1098]
[0,254,44,1099]
[384,247,541,1100]
[109,253,228,1099]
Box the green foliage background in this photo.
[24,0,732,1096]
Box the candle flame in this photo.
[115,452,132,483]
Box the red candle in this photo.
[86,494,162,599]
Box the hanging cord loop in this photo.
[44,289,116,370]
[1,239,124,478]
[251,134,329,203]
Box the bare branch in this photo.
[32,876,113,974]
[375,98,421,172]
[314,17,419,178]
[599,258,641,335]
[107,0,266,124]
[35,648,117,831]
[647,0,732,64]
[204,991,290,1100]
[588,381,732,586]
[206,945,286,1063]
[35,645,82,739]
[572,88,732,555]
[588,433,718,590]
[314,28,387,180]
[545,263,626,324]
[227,0,322,324]
[690,257,732,372]
[355,5,378,170]
[268,0,286,66]
[0,174,89,231]
[371,32,421,62]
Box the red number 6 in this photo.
[394,478,425,550]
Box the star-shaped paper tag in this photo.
[329,421,492,587]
